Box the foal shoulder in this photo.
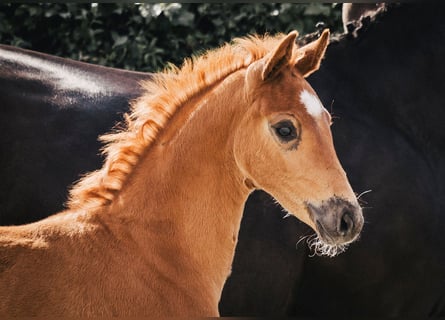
[0,209,97,274]
[0,225,48,274]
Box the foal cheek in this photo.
[233,116,267,180]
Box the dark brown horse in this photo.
[1,3,444,316]
[0,45,151,225]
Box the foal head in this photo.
[234,30,364,256]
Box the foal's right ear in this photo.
[294,29,330,78]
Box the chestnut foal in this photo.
[0,30,363,316]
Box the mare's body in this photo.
[0,45,150,225]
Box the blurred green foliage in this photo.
[0,3,342,72]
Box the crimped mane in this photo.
[67,32,291,211]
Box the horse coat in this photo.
[0,45,151,225]
[0,3,444,316]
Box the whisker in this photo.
[296,233,314,249]
[357,189,372,199]
[296,233,348,258]
[329,99,336,115]
[270,197,294,220]
[356,189,372,206]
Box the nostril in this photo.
[339,211,354,236]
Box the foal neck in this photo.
[102,70,251,308]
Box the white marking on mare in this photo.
[300,89,325,118]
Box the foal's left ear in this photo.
[262,31,298,81]
[294,29,330,78]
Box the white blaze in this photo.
[300,89,324,118]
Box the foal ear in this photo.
[262,31,298,81]
[294,29,330,78]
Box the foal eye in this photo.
[277,126,292,136]
[272,121,298,142]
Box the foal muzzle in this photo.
[307,197,364,245]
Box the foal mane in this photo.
[67,33,289,211]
